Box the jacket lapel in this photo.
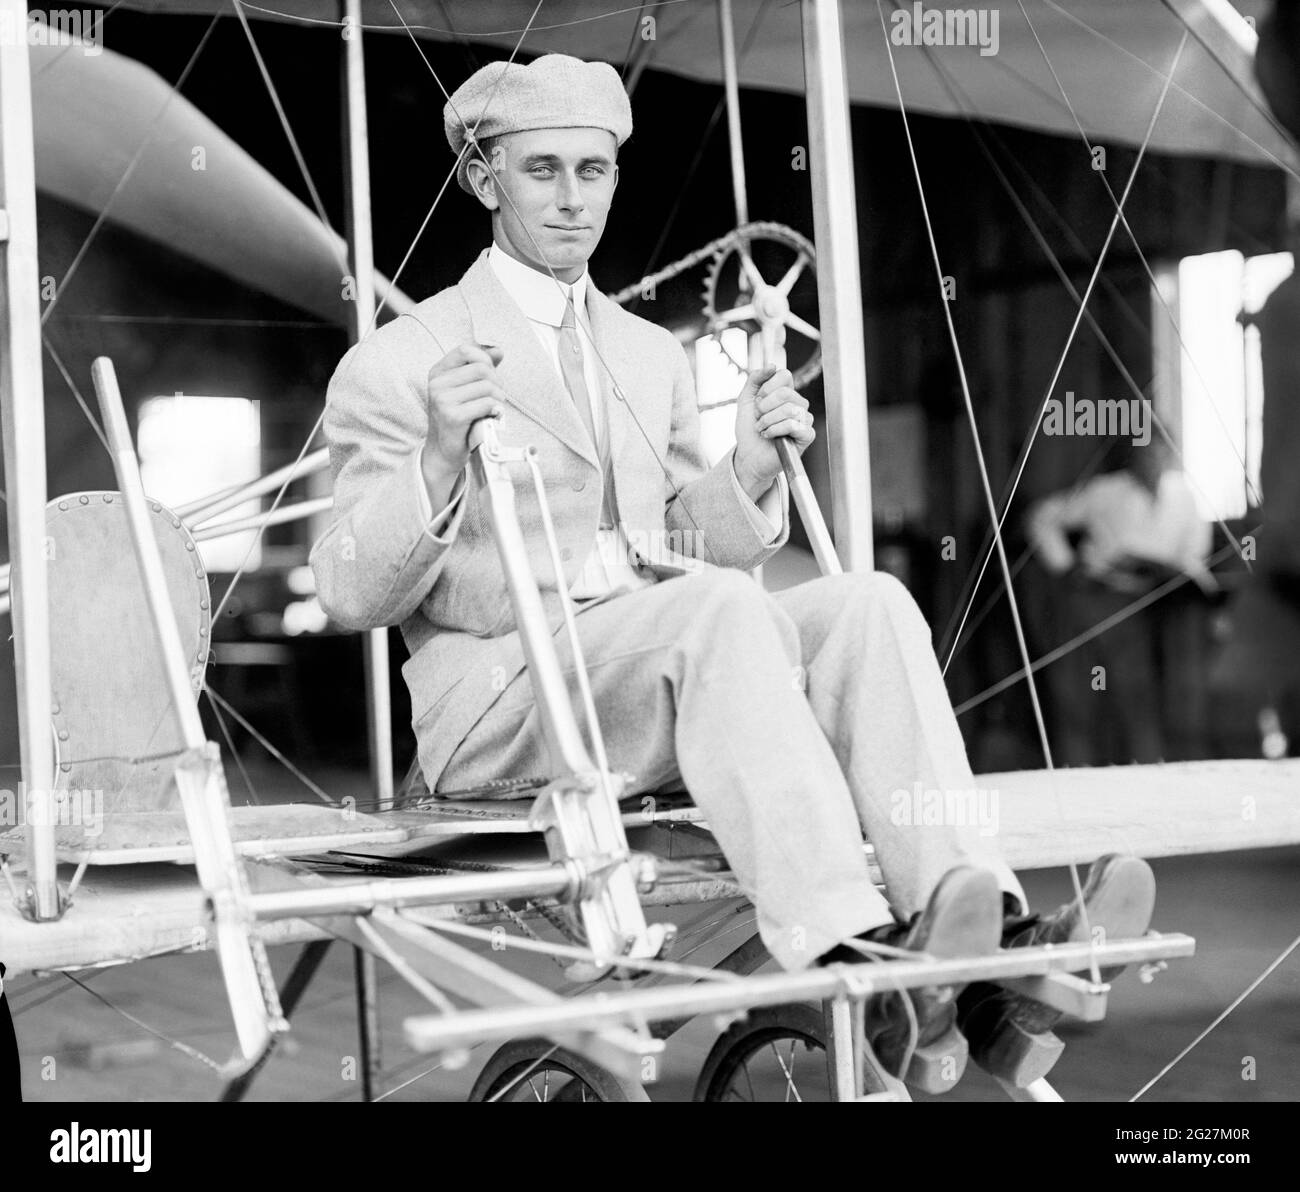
[457,251,599,469]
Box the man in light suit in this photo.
[311,54,1155,1090]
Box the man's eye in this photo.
[580,168,604,179]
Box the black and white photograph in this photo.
[0,0,1297,1139]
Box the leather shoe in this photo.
[822,865,1002,1091]
[957,854,1156,1087]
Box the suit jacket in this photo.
[310,249,790,789]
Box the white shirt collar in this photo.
[488,242,588,329]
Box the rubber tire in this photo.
[694,1003,831,1102]
[469,1039,647,1102]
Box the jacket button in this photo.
[561,547,573,562]
[571,478,587,492]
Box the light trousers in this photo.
[435,569,1026,970]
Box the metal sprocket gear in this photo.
[701,221,822,391]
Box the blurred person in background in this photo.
[1028,439,1213,763]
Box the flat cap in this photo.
[444,53,632,192]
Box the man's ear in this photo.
[465,152,501,211]
[610,162,619,197]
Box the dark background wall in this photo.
[0,11,1286,779]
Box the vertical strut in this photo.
[801,0,874,571]
[0,0,59,920]
[354,947,381,1101]
[340,0,394,813]
[718,0,750,229]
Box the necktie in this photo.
[558,296,617,530]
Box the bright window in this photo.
[1162,250,1292,520]
[694,328,749,466]
[138,395,262,572]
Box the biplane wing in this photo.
[115,0,1295,168]
[23,3,1291,330]
[4,755,1297,975]
[29,42,412,324]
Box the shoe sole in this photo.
[972,854,1157,1088]
[896,867,1002,1092]
[906,866,1004,959]
[1068,854,1157,978]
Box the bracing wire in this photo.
[25,0,1294,1104]
[40,11,224,328]
[873,0,1194,986]
[894,20,1245,672]
[909,17,1191,687]
[1018,0,1263,512]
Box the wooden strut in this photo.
[0,0,59,921]
[91,356,287,1074]
[716,0,844,576]
[219,940,332,1103]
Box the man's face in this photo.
[467,126,619,282]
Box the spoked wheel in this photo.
[469,1039,648,1102]
[694,1004,833,1102]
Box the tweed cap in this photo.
[444,53,632,192]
